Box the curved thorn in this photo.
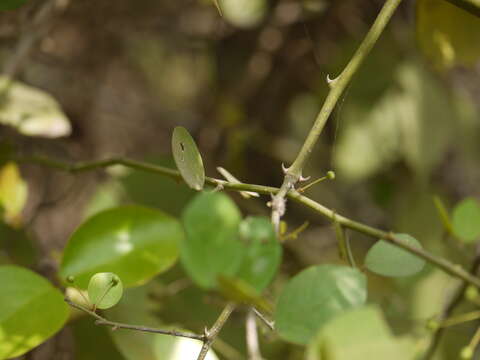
[281,163,290,174]
[299,175,311,182]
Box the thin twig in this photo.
[11,153,480,289]
[197,303,236,360]
[270,0,404,232]
[246,309,263,360]
[64,297,205,341]
[253,308,274,331]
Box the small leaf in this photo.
[236,216,282,292]
[275,265,367,345]
[180,192,243,288]
[306,306,415,360]
[218,276,272,314]
[59,206,182,288]
[365,233,425,277]
[171,127,205,191]
[452,198,480,243]
[0,0,28,10]
[0,162,28,227]
[0,76,71,138]
[0,265,69,359]
[88,272,123,310]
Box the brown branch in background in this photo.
[197,303,236,360]
[64,297,206,341]
[423,254,480,360]
[2,0,68,78]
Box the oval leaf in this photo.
[306,306,414,360]
[172,127,205,191]
[59,206,182,288]
[275,265,367,345]
[88,272,123,310]
[365,233,425,277]
[0,265,69,359]
[180,192,243,288]
[236,216,282,292]
[452,198,480,243]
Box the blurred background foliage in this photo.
[1,0,480,359]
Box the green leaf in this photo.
[171,127,205,191]
[236,216,282,292]
[0,265,69,359]
[0,0,28,10]
[416,0,480,69]
[0,76,71,138]
[88,272,123,310]
[59,206,182,288]
[180,192,243,289]
[306,306,415,360]
[217,276,272,313]
[275,265,367,345]
[452,198,480,243]
[365,234,425,277]
[219,0,267,28]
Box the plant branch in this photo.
[197,303,236,360]
[444,0,480,17]
[423,254,480,359]
[13,154,480,288]
[270,0,403,232]
[64,297,205,341]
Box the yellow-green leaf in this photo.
[0,162,28,227]
[416,0,480,69]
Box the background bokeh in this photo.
[1,0,480,359]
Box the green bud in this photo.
[460,346,473,360]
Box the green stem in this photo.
[444,0,480,17]
[13,154,480,288]
[287,0,403,179]
[64,297,205,341]
[197,303,236,360]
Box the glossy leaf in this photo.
[236,216,282,292]
[452,198,480,243]
[0,76,71,138]
[0,0,28,10]
[171,127,205,191]
[88,272,123,310]
[0,162,28,227]
[306,306,414,360]
[275,265,367,345]
[416,0,480,69]
[0,265,69,359]
[180,192,243,288]
[59,206,182,288]
[365,234,425,277]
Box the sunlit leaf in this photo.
[59,206,182,288]
[236,216,282,292]
[0,265,69,359]
[0,76,71,138]
[0,162,28,227]
[275,265,367,345]
[88,272,123,310]
[365,234,425,277]
[416,0,480,69]
[306,306,415,360]
[171,127,205,191]
[452,198,480,243]
[219,0,267,28]
[180,192,243,288]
